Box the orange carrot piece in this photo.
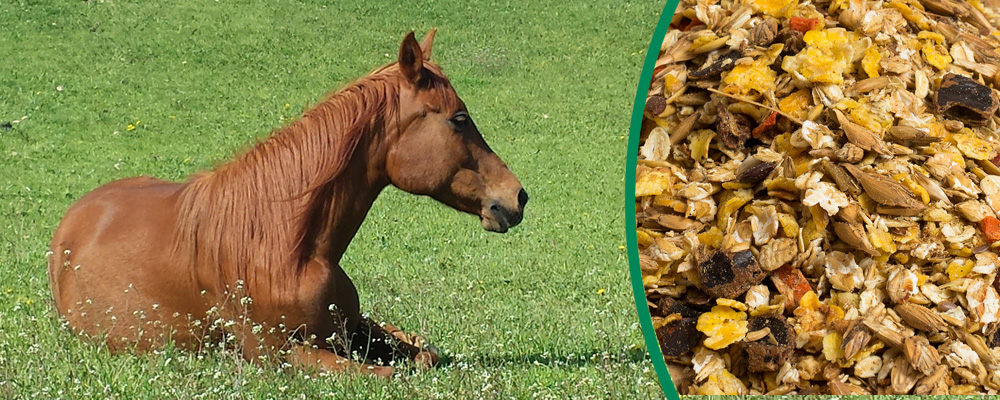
[771,265,813,310]
[752,111,778,138]
[790,17,819,33]
[981,215,1000,243]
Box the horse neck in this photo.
[178,75,397,293]
[306,139,390,265]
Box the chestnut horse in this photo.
[47,30,527,377]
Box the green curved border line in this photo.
[627,1,682,399]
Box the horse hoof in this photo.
[414,349,440,369]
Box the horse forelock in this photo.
[173,67,409,297]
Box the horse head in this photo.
[384,31,527,233]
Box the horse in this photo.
[47,30,527,377]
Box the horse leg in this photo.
[288,345,394,378]
[349,317,439,369]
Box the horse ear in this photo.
[420,28,437,61]
[398,31,423,84]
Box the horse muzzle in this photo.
[481,188,528,233]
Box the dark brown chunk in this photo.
[934,73,1000,126]
[737,161,776,184]
[697,250,765,298]
[741,314,795,372]
[645,95,667,116]
[716,103,753,149]
[656,318,702,358]
[689,50,742,80]
[777,28,806,55]
[750,18,778,47]
[655,296,701,319]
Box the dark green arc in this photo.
[626,1,682,399]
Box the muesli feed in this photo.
[636,0,1000,394]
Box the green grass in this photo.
[0,1,663,398]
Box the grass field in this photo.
[0,1,664,398]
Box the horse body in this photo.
[48,30,526,377]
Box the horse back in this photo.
[48,176,207,350]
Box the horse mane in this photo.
[173,63,438,296]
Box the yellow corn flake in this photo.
[848,98,893,133]
[799,290,821,310]
[954,131,995,160]
[921,42,952,70]
[717,298,748,311]
[717,189,753,230]
[695,369,748,395]
[765,177,799,193]
[777,213,800,237]
[642,259,673,286]
[652,195,686,212]
[957,385,992,396]
[729,102,768,121]
[917,31,945,44]
[947,259,974,281]
[663,73,681,94]
[690,33,720,51]
[918,32,952,70]
[828,304,845,321]
[892,173,930,204]
[772,132,806,157]
[661,313,684,326]
[822,331,845,362]
[893,252,910,264]
[868,225,896,254]
[836,98,860,110]
[690,129,717,163]
[847,341,885,365]
[862,46,881,78]
[636,229,657,247]
[723,63,776,98]
[802,206,829,243]
[782,28,855,84]
[886,2,930,30]
[802,216,828,243]
[794,158,813,176]
[952,385,981,395]
[722,44,783,97]
[926,121,947,138]
[751,304,783,316]
[916,272,928,286]
[793,290,844,348]
[635,168,672,197]
[642,273,662,286]
[809,205,829,232]
[828,0,849,12]
[696,305,749,350]
[752,0,798,18]
[949,247,974,258]
[778,89,813,122]
[896,226,922,244]
[698,226,724,248]
[722,181,753,190]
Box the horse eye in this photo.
[450,112,469,128]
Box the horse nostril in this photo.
[517,189,529,209]
[489,202,501,214]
